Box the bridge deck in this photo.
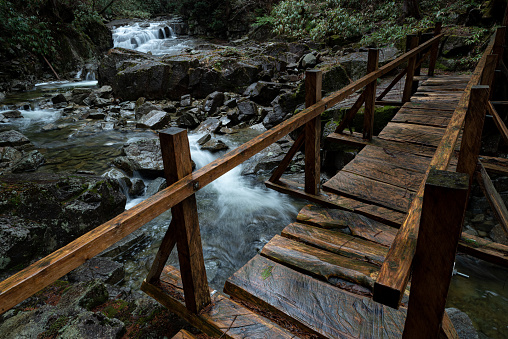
[223,75,470,338]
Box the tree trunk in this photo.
[403,0,421,19]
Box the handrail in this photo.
[0,32,443,315]
[373,35,496,309]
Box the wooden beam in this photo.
[456,85,490,180]
[493,26,506,66]
[377,69,407,101]
[334,91,366,134]
[0,32,445,316]
[146,219,176,283]
[363,49,380,140]
[268,132,305,183]
[428,22,443,76]
[480,155,508,175]
[374,40,495,309]
[480,54,498,88]
[305,70,322,195]
[488,101,508,145]
[159,128,210,313]
[402,170,469,338]
[476,162,508,237]
[402,35,420,103]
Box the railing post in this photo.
[456,85,490,180]
[493,26,506,67]
[156,127,210,313]
[363,49,379,140]
[402,169,469,339]
[305,69,322,195]
[428,22,442,76]
[403,34,420,102]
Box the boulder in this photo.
[201,139,229,152]
[0,130,44,174]
[129,178,145,197]
[203,91,225,114]
[243,81,282,106]
[177,111,201,129]
[1,110,22,119]
[180,94,192,107]
[445,308,478,339]
[136,110,170,130]
[146,177,167,196]
[338,47,400,80]
[441,35,476,58]
[263,105,288,129]
[300,53,317,68]
[0,173,126,270]
[67,257,125,285]
[236,100,258,123]
[320,63,351,93]
[52,93,68,105]
[195,118,221,134]
[134,102,160,120]
[121,138,164,178]
[70,88,94,104]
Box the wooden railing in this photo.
[0,26,444,316]
[374,26,505,338]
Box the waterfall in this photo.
[112,22,178,55]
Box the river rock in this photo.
[0,130,45,174]
[52,93,68,105]
[129,178,145,197]
[121,138,164,178]
[70,88,94,104]
[135,102,160,120]
[233,99,258,124]
[67,257,125,285]
[146,177,167,196]
[320,63,351,93]
[136,110,170,130]
[243,81,282,106]
[197,133,212,145]
[196,118,221,134]
[180,94,192,107]
[263,104,288,129]
[300,53,317,68]
[241,142,291,175]
[177,111,201,128]
[203,91,225,114]
[1,110,22,119]
[0,173,126,270]
[489,224,508,245]
[201,139,229,152]
[445,308,478,339]
[441,35,475,58]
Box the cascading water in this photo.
[119,133,303,289]
[112,22,190,55]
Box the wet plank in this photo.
[403,101,458,111]
[378,122,449,147]
[323,171,415,213]
[357,145,432,173]
[480,155,508,175]
[141,266,298,339]
[297,204,397,246]
[224,255,406,339]
[342,156,424,191]
[282,222,389,266]
[459,233,508,267]
[171,330,197,339]
[261,235,379,292]
[392,113,451,127]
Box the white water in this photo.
[0,107,60,132]
[112,22,188,55]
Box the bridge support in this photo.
[305,70,322,195]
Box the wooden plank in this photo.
[403,170,469,338]
[480,155,508,175]
[342,156,424,191]
[374,40,494,309]
[296,204,397,246]
[327,132,439,158]
[323,171,415,213]
[261,235,380,292]
[392,112,451,127]
[142,266,297,339]
[456,86,490,179]
[379,122,452,148]
[172,330,197,339]
[488,101,508,146]
[363,49,379,140]
[356,145,432,173]
[224,255,406,339]
[476,162,508,237]
[459,233,508,267]
[403,101,458,111]
[282,222,389,266]
[395,106,455,117]
[305,70,322,195]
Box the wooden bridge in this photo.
[2,22,508,339]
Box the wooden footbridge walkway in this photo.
[3,23,508,339]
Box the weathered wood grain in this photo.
[341,156,424,191]
[305,70,322,195]
[282,222,388,266]
[323,171,415,213]
[141,266,298,339]
[356,145,432,173]
[363,49,380,140]
[479,155,508,175]
[261,235,379,292]
[392,112,451,127]
[224,255,407,339]
[459,233,508,267]
[171,329,197,339]
[487,101,508,146]
[378,122,450,147]
[403,170,469,338]
[403,35,419,103]
[297,204,397,246]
